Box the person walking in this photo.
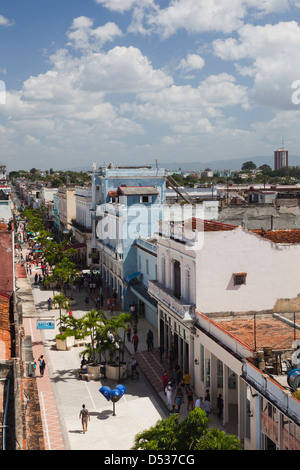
[132,333,139,352]
[47,297,52,311]
[166,382,173,406]
[84,296,89,308]
[126,325,132,342]
[217,393,224,419]
[162,371,169,395]
[146,329,153,352]
[157,344,165,363]
[79,404,90,434]
[38,355,46,377]
[174,387,184,412]
[186,386,195,411]
[203,398,211,417]
[195,396,204,409]
[183,370,191,394]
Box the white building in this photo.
[148,219,300,449]
[72,187,93,266]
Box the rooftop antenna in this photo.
[282,139,284,149]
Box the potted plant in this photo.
[55,329,75,350]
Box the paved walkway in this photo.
[16,244,229,450]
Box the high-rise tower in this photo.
[274,141,288,170]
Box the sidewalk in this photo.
[17,244,229,450]
[17,248,168,450]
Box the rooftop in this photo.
[214,313,299,352]
[252,228,300,244]
[183,218,238,232]
[118,186,158,196]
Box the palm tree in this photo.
[105,313,132,361]
[52,294,71,335]
[82,309,106,363]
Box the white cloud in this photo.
[94,0,154,13]
[0,14,14,27]
[24,135,40,146]
[67,16,123,51]
[213,21,300,110]
[177,54,205,72]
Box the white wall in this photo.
[196,226,300,313]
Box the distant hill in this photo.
[61,155,300,173]
[157,155,300,172]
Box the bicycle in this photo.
[130,368,139,379]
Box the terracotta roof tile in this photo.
[184,218,237,232]
[253,228,300,244]
[214,314,298,351]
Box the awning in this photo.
[128,279,157,309]
[125,272,141,283]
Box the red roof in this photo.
[184,218,237,232]
[108,191,119,197]
[252,228,300,244]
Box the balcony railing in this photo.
[148,280,195,323]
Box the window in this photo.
[217,359,223,388]
[138,255,141,270]
[228,368,237,389]
[233,272,247,286]
[140,195,152,203]
[146,259,149,275]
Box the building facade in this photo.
[91,164,166,309]
[148,218,300,449]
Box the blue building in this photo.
[91,163,166,313]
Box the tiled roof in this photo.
[213,314,298,352]
[253,228,300,244]
[184,218,237,232]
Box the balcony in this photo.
[148,280,195,323]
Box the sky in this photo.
[1,0,300,172]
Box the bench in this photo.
[80,373,94,382]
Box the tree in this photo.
[132,408,241,451]
[82,309,106,362]
[52,294,71,335]
[105,312,133,362]
[50,257,77,295]
[241,161,256,171]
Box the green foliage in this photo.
[241,161,257,171]
[132,408,241,451]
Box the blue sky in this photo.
[1,0,300,171]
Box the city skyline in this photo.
[1,1,300,171]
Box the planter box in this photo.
[74,335,91,347]
[56,335,75,351]
[87,364,101,380]
[105,362,128,381]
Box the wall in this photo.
[195,227,300,313]
[218,202,300,230]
